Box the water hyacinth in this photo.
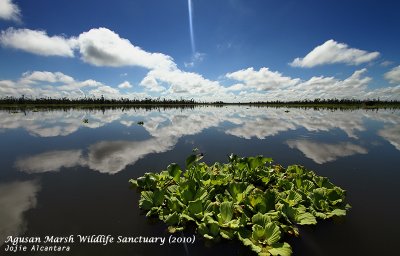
[130,152,350,256]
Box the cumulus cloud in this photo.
[0,28,76,57]
[141,68,223,95]
[286,139,368,164]
[21,71,75,84]
[226,67,300,91]
[0,0,21,22]
[384,65,400,84]
[1,27,399,101]
[0,70,148,100]
[76,28,175,69]
[0,27,175,69]
[117,81,133,89]
[226,67,400,101]
[139,75,165,92]
[290,39,379,68]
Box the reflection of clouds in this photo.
[224,108,368,139]
[286,139,368,164]
[15,110,223,174]
[0,110,123,137]
[10,107,400,174]
[378,125,400,150]
[87,137,175,174]
[15,150,84,173]
[2,108,399,141]
[226,118,296,139]
[0,180,40,246]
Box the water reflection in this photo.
[0,180,40,246]
[286,140,368,164]
[9,107,400,175]
[2,107,400,256]
[15,109,223,174]
[378,125,400,150]
[16,150,84,173]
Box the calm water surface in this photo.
[0,106,399,255]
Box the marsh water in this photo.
[0,106,399,256]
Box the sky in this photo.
[0,0,400,102]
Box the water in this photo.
[0,106,399,255]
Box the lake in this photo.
[0,106,399,255]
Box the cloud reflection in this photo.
[10,107,400,175]
[14,109,223,174]
[0,180,40,246]
[378,125,400,150]
[286,139,368,164]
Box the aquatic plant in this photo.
[130,152,350,256]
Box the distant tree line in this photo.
[0,95,200,105]
[0,95,399,107]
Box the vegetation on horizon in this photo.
[1,95,399,108]
[130,152,350,256]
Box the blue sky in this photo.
[0,0,400,101]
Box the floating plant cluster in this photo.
[130,152,350,256]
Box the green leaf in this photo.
[295,211,317,225]
[268,242,292,256]
[252,224,266,241]
[247,156,272,170]
[186,154,197,169]
[252,212,270,227]
[153,190,165,207]
[219,201,233,223]
[167,163,182,182]
[185,153,203,169]
[220,229,235,239]
[181,187,194,204]
[139,191,154,210]
[165,212,180,225]
[188,199,203,216]
[264,222,281,245]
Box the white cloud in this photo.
[0,0,21,22]
[226,67,300,91]
[118,81,133,89]
[139,75,165,92]
[21,71,75,84]
[286,139,368,164]
[384,65,400,84]
[76,27,175,69]
[141,68,223,95]
[1,27,399,101]
[0,27,176,70]
[0,28,76,57]
[225,67,400,101]
[380,61,393,67]
[290,39,379,68]
[0,70,151,100]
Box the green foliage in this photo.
[130,153,350,256]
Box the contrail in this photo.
[188,0,195,54]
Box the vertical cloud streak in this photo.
[188,0,195,54]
